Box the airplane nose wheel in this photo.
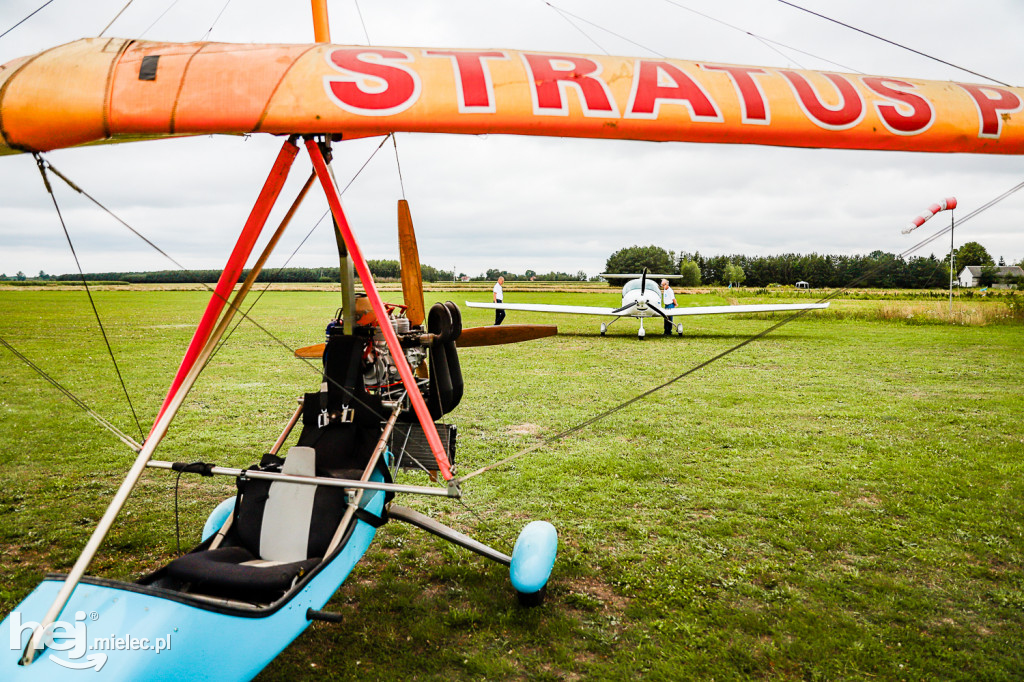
[510,521,558,606]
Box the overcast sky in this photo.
[1,0,1023,279]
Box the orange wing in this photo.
[2,38,1023,155]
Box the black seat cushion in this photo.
[164,546,320,594]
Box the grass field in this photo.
[0,286,1021,680]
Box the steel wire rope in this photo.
[139,0,182,40]
[455,178,1024,485]
[775,0,1010,86]
[34,154,146,441]
[0,333,142,452]
[542,0,859,73]
[99,0,135,37]
[392,135,406,200]
[210,134,394,362]
[352,0,371,46]
[199,0,234,42]
[658,0,857,72]
[38,151,400,436]
[0,0,56,42]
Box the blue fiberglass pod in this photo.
[201,497,236,542]
[509,521,557,600]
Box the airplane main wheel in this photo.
[676,323,684,335]
[600,323,607,335]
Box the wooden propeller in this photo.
[294,324,556,357]
[292,200,557,359]
[457,324,557,347]
[398,199,425,327]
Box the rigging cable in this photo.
[199,0,234,42]
[34,154,146,441]
[392,135,406,200]
[0,334,142,452]
[211,134,394,360]
[40,151,395,427]
[775,0,1010,86]
[98,0,135,37]
[541,2,611,56]
[0,0,56,42]
[658,0,858,72]
[455,178,1024,485]
[139,0,182,41]
[541,0,858,74]
[352,0,371,45]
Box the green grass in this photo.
[0,288,1022,680]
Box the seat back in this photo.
[235,446,349,562]
[259,446,318,562]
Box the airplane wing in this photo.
[466,301,830,317]
[465,301,626,316]
[659,302,830,316]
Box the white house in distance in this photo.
[958,265,1024,288]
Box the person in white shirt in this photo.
[661,279,676,334]
[493,276,506,325]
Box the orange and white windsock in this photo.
[903,197,957,234]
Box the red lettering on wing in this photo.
[861,77,934,135]
[626,61,720,121]
[521,53,617,116]
[956,83,1023,138]
[780,70,864,130]
[702,64,769,123]
[325,48,420,116]
[424,50,508,112]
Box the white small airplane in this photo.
[466,271,829,340]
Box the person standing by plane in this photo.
[493,276,506,325]
[661,279,676,334]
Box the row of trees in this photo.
[45,262,455,284]
[0,271,49,281]
[605,243,1022,288]
[477,268,592,282]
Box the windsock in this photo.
[903,197,957,234]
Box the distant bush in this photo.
[1005,294,1024,320]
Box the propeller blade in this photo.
[294,342,325,358]
[610,301,637,315]
[647,303,673,322]
[640,267,648,296]
[398,199,425,327]
[457,324,557,347]
[295,323,556,356]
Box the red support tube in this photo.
[305,139,453,481]
[152,137,300,432]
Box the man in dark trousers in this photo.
[492,276,506,325]
[661,279,677,334]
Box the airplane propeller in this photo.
[646,302,675,324]
[610,301,638,315]
[397,199,426,327]
[457,324,557,347]
[398,200,556,348]
[292,201,556,360]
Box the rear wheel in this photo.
[516,587,546,607]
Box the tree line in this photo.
[40,260,454,284]
[604,243,1024,288]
